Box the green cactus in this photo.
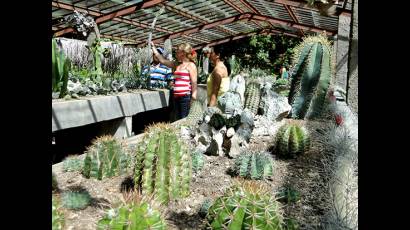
[97,200,167,230]
[134,123,192,205]
[206,180,284,229]
[288,34,333,119]
[63,155,83,172]
[225,114,241,130]
[275,123,310,157]
[62,187,92,210]
[52,196,64,230]
[285,218,299,230]
[208,113,226,130]
[191,150,205,173]
[52,38,71,98]
[186,99,204,122]
[52,172,58,191]
[233,151,274,180]
[83,136,131,180]
[199,198,213,218]
[244,82,261,115]
[278,187,300,204]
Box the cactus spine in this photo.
[233,151,274,180]
[288,34,333,119]
[83,136,131,180]
[134,123,192,204]
[244,82,261,115]
[206,180,284,229]
[275,123,310,157]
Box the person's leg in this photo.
[174,97,182,120]
[179,95,191,118]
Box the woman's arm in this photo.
[151,42,176,69]
[208,68,223,107]
[188,62,198,100]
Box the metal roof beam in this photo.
[193,29,268,49]
[284,5,305,36]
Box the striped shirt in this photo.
[173,69,191,97]
[141,63,173,88]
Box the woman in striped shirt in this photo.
[151,42,198,120]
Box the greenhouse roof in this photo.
[52,0,352,49]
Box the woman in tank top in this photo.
[151,42,197,120]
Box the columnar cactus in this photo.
[191,150,205,173]
[288,34,333,119]
[52,196,64,230]
[134,123,192,204]
[83,136,131,180]
[61,187,92,210]
[275,123,310,157]
[186,99,204,122]
[206,180,284,229]
[97,201,167,230]
[63,155,83,172]
[244,82,261,115]
[233,151,275,180]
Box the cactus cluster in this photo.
[52,196,64,230]
[288,34,333,119]
[274,123,310,157]
[63,155,83,172]
[83,136,131,180]
[191,150,205,173]
[208,113,226,130]
[97,201,166,230]
[233,151,275,180]
[244,82,261,115]
[186,99,204,122]
[134,123,192,204]
[62,187,92,210]
[206,180,284,229]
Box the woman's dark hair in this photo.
[209,46,231,76]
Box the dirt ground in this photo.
[52,119,331,230]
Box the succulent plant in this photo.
[134,123,192,204]
[52,38,71,98]
[83,136,131,180]
[233,151,274,180]
[274,123,310,157]
[186,99,204,122]
[244,82,261,115]
[52,196,64,230]
[206,180,284,229]
[62,155,83,172]
[52,172,58,191]
[288,34,333,119]
[61,187,92,210]
[208,113,226,130]
[277,187,300,204]
[199,198,213,218]
[97,198,167,230]
[191,150,205,173]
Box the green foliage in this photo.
[62,187,92,210]
[288,34,333,119]
[134,123,192,205]
[191,150,205,173]
[206,180,284,229]
[88,38,104,83]
[233,151,274,180]
[97,200,167,230]
[285,218,299,230]
[52,39,71,98]
[52,196,64,230]
[83,136,131,180]
[63,155,83,172]
[228,55,241,77]
[52,172,58,191]
[209,113,226,130]
[244,82,261,114]
[274,78,289,87]
[275,123,310,157]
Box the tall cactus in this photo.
[206,180,284,229]
[233,151,274,180]
[288,34,333,119]
[134,123,192,205]
[275,123,310,157]
[186,99,204,122]
[244,82,261,115]
[83,136,131,180]
[52,38,71,98]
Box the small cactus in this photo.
[208,113,226,130]
[244,81,261,115]
[206,180,284,229]
[198,198,213,218]
[52,196,64,230]
[275,123,310,157]
[62,187,92,210]
[186,99,204,122]
[191,150,205,173]
[63,155,83,172]
[233,151,275,180]
[83,136,131,180]
[134,123,192,205]
[52,172,58,191]
[97,199,167,230]
[278,187,300,204]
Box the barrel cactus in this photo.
[206,180,284,229]
[209,113,226,130]
[233,151,275,180]
[63,155,83,172]
[288,34,333,119]
[244,81,261,115]
[83,136,131,180]
[186,99,204,122]
[52,196,64,230]
[61,187,92,210]
[274,123,310,157]
[97,199,167,230]
[134,123,192,204]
